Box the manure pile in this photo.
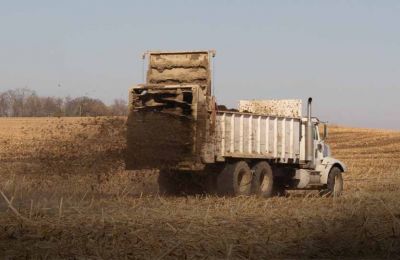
[147,52,211,88]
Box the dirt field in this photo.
[0,117,399,259]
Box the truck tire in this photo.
[217,161,252,196]
[251,161,274,198]
[158,170,207,196]
[272,179,287,197]
[204,172,218,194]
[320,167,343,197]
[158,170,179,196]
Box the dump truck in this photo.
[126,50,346,197]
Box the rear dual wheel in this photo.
[251,161,274,198]
[217,161,253,196]
[158,170,205,196]
[160,161,280,197]
[216,160,277,197]
[158,170,181,195]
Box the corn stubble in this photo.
[0,117,399,259]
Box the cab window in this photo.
[313,125,319,140]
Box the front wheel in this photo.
[320,167,343,197]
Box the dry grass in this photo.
[0,117,399,259]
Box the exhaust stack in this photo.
[305,97,315,168]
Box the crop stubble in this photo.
[0,117,399,259]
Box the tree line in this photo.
[0,88,127,117]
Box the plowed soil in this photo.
[0,117,399,259]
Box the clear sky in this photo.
[1,1,399,129]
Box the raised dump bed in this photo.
[126,51,215,171]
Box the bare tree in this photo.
[65,96,109,117]
[41,97,63,116]
[0,92,11,116]
[0,88,126,117]
[110,99,127,116]
[5,88,36,116]
[24,94,41,116]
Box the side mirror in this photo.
[323,123,328,140]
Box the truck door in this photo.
[314,125,324,162]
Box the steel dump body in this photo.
[215,112,301,163]
[126,93,303,170]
